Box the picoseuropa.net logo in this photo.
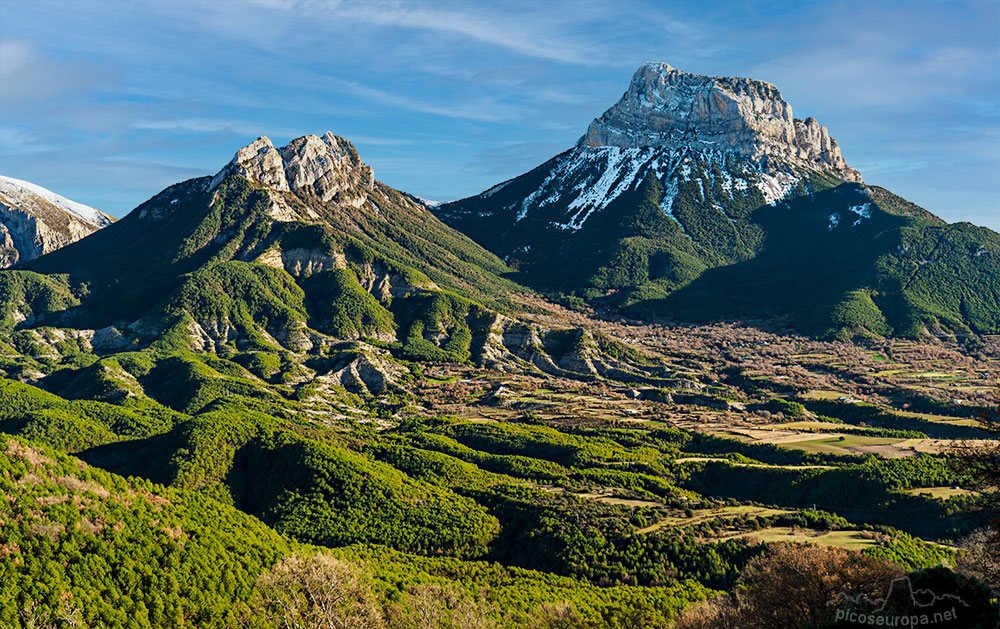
[829,576,970,627]
[834,607,960,627]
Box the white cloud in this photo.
[131,118,306,139]
[0,39,110,109]
[0,126,55,154]
[326,76,530,123]
[0,40,35,78]
[246,0,615,65]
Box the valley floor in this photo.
[1,304,997,627]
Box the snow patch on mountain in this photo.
[755,171,798,206]
[481,180,511,198]
[414,196,441,208]
[719,170,733,196]
[660,179,679,218]
[468,140,814,237]
[518,166,563,221]
[680,162,692,181]
[0,176,113,227]
[847,202,871,226]
[563,147,655,228]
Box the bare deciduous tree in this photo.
[250,554,384,629]
[951,395,1000,592]
[673,544,902,629]
[387,582,496,629]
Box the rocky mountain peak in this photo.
[211,132,375,205]
[0,176,115,267]
[579,62,861,182]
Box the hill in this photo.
[0,124,993,627]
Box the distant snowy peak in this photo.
[0,176,114,228]
[579,62,861,183]
[211,132,375,208]
[0,175,115,267]
[408,195,441,208]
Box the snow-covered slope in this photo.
[0,176,114,227]
[454,146,809,236]
[0,176,115,267]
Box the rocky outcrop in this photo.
[580,62,860,182]
[321,349,407,395]
[211,132,376,209]
[472,315,670,384]
[252,244,436,305]
[255,247,347,276]
[0,176,115,267]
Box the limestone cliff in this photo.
[0,176,115,267]
[580,62,860,182]
[210,132,375,210]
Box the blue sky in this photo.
[1,0,998,228]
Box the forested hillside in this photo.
[0,131,995,628]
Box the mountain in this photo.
[8,132,663,391]
[0,130,989,627]
[436,62,1000,340]
[0,175,115,267]
[0,132,712,626]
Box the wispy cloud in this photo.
[249,0,614,65]
[346,135,414,146]
[131,118,306,139]
[1,0,996,228]
[464,141,567,175]
[325,76,530,123]
[0,40,35,78]
[0,39,111,110]
[0,126,56,154]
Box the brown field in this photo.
[719,527,879,550]
[902,486,978,499]
[645,505,795,531]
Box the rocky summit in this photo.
[581,62,860,182]
[211,132,375,210]
[437,62,866,253]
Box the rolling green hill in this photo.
[0,125,991,627]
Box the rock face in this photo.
[437,61,867,259]
[211,132,375,208]
[580,62,860,182]
[433,61,885,322]
[0,176,115,267]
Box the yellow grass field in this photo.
[902,486,977,499]
[782,434,903,455]
[723,527,878,550]
[640,506,796,533]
